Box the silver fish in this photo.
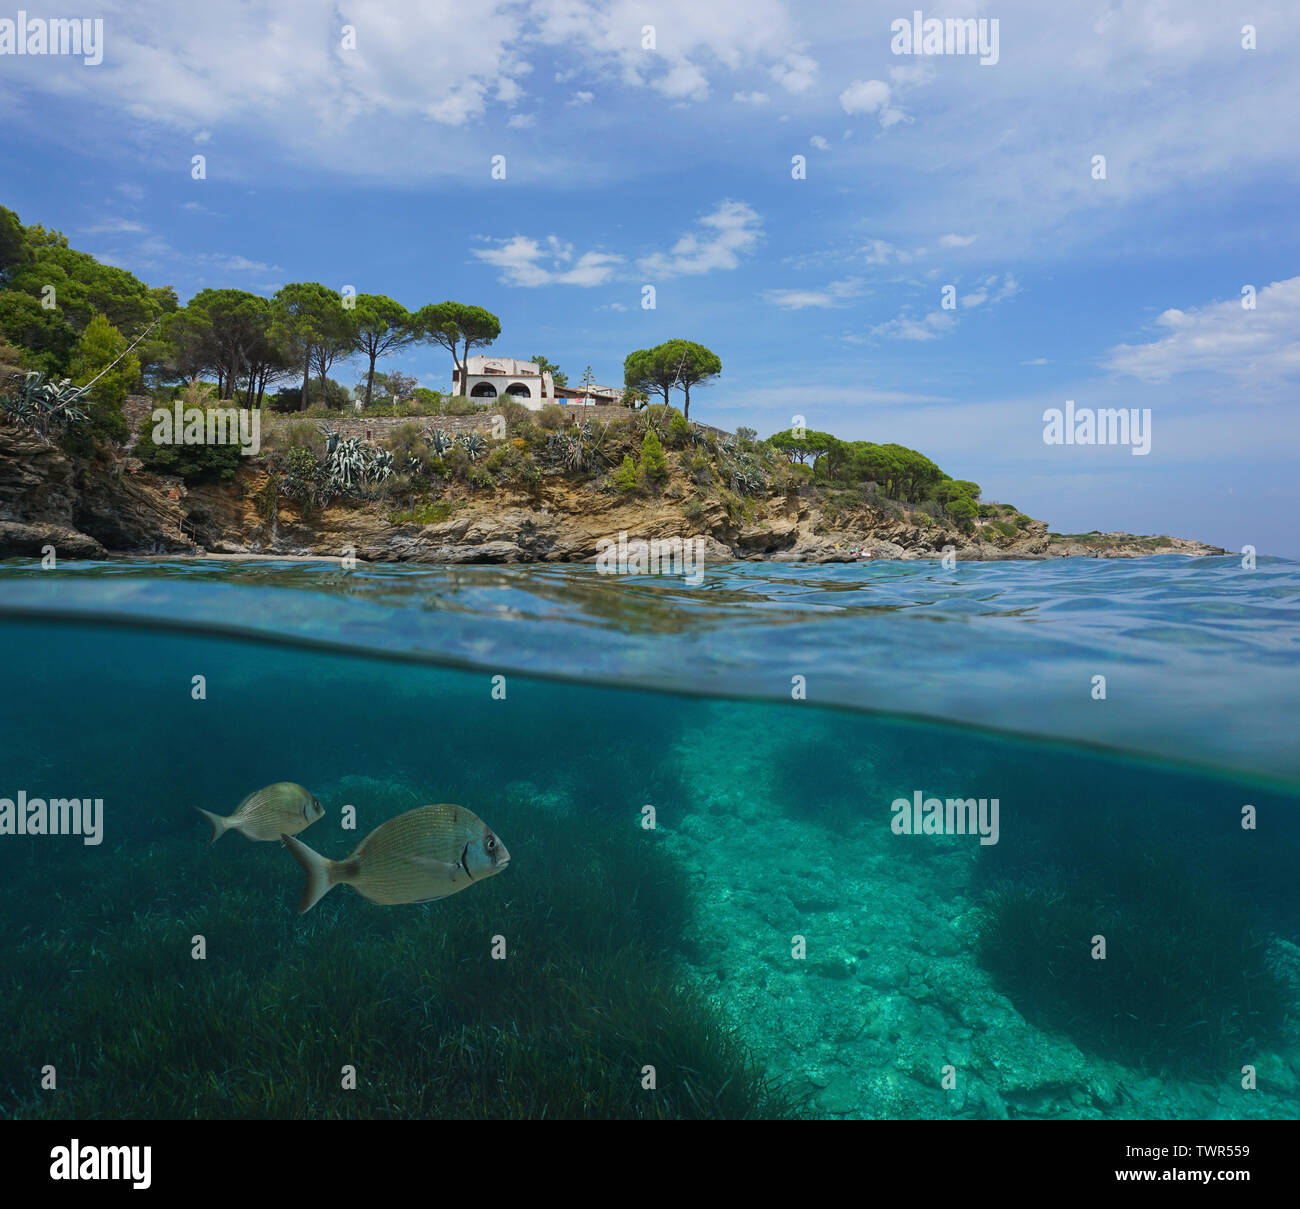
[282,802,509,913]
[196,783,324,845]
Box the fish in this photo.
[196,782,324,846]
[281,803,510,913]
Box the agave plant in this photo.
[457,432,487,461]
[1,372,89,441]
[318,424,342,459]
[724,449,768,497]
[370,448,395,483]
[425,426,454,455]
[325,435,370,490]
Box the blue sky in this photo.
[2,0,1298,553]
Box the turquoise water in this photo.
[1,555,1297,1119]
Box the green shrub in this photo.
[613,454,638,493]
[134,410,245,482]
[68,313,137,443]
[384,421,438,475]
[390,499,455,525]
[639,428,669,487]
[439,395,483,417]
[944,497,978,525]
[488,398,536,431]
[668,412,691,448]
[538,404,569,431]
[682,452,713,486]
[263,420,325,458]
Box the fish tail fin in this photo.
[195,807,229,847]
[281,833,340,914]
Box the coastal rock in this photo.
[0,518,106,559]
[0,422,196,558]
[0,420,1225,563]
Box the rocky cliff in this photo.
[0,420,1224,564]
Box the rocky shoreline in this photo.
[0,421,1225,565]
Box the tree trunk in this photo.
[365,348,377,409]
[300,352,311,411]
[683,383,691,421]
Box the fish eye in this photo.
[486,836,496,851]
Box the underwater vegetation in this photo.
[965,744,1298,1077]
[0,779,797,1120]
[975,856,1292,1077]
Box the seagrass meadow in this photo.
[0,556,1298,1120]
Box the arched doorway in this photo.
[505,382,532,398]
[471,382,498,397]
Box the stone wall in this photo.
[259,406,734,443]
[125,398,734,447]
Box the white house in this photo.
[452,356,554,407]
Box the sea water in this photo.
[0,556,1296,1120]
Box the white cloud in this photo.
[733,90,770,106]
[203,253,277,274]
[839,78,908,126]
[762,278,864,309]
[939,233,977,248]
[770,52,818,93]
[1021,357,1050,365]
[810,134,830,151]
[638,200,762,278]
[1103,277,1300,384]
[506,113,536,128]
[888,62,934,87]
[531,0,811,106]
[653,61,709,101]
[859,238,912,265]
[840,79,888,115]
[871,310,957,341]
[961,273,1019,308]
[569,91,594,105]
[472,234,623,287]
[80,218,147,235]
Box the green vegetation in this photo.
[613,453,638,493]
[0,371,88,441]
[531,354,567,388]
[389,499,456,526]
[134,412,244,483]
[351,295,417,409]
[639,428,669,487]
[0,783,795,1120]
[977,869,1288,1075]
[765,427,982,524]
[623,339,721,420]
[0,205,175,379]
[0,204,1027,544]
[67,313,138,442]
[416,301,502,398]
